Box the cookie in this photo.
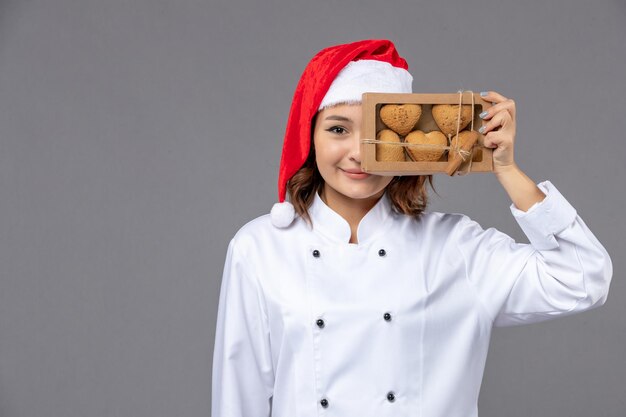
[431,104,473,137]
[379,104,422,136]
[449,130,479,154]
[404,130,448,161]
[376,129,405,162]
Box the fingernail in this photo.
[480,91,488,97]
[478,126,486,134]
[479,111,488,119]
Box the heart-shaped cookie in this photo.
[405,130,448,161]
[379,104,422,136]
[376,129,405,162]
[432,104,473,137]
[449,130,479,154]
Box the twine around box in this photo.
[361,89,482,175]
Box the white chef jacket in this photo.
[211,180,612,417]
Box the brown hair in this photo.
[286,113,437,227]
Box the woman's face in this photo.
[312,103,393,204]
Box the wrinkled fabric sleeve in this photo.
[211,238,274,416]
[455,180,613,327]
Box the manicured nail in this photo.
[480,91,488,97]
[479,111,488,119]
[478,126,486,134]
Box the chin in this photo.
[335,181,387,200]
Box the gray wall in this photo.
[0,0,624,416]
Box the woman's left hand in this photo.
[478,91,517,174]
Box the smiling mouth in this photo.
[341,168,371,178]
[341,168,366,174]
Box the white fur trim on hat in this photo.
[318,59,413,111]
[271,201,296,228]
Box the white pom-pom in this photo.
[271,201,295,228]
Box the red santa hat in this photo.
[270,39,413,228]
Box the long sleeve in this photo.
[211,238,275,416]
[454,180,613,327]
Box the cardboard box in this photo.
[360,92,494,176]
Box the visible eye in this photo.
[326,126,348,135]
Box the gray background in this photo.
[0,0,624,416]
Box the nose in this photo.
[348,129,362,163]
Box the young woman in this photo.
[211,39,612,417]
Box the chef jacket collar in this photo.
[308,190,394,245]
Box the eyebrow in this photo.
[324,115,353,122]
